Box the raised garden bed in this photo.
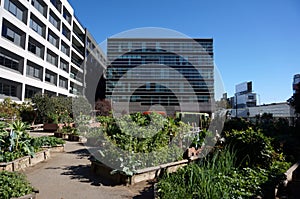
[91,157,198,185]
[0,150,50,172]
[0,145,64,172]
[41,145,64,153]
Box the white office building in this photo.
[0,0,106,102]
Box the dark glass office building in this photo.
[106,38,214,115]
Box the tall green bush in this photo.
[223,128,276,169]
[32,94,72,123]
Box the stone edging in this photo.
[0,145,65,172]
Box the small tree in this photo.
[95,99,112,116]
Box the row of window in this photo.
[3,0,91,69]
[26,64,68,89]
[0,46,83,90]
[2,19,70,58]
[31,0,72,25]
[4,0,71,41]
[0,78,70,99]
[108,41,213,54]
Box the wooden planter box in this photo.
[30,150,49,166]
[0,150,51,171]
[91,158,197,185]
[43,123,58,132]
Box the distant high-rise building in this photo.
[0,0,106,102]
[234,81,257,109]
[293,74,300,93]
[106,38,214,115]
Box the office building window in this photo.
[31,0,47,17]
[60,41,69,56]
[62,24,70,40]
[49,10,60,30]
[28,37,44,59]
[26,61,42,80]
[25,85,41,99]
[47,30,59,48]
[4,0,27,23]
[2,24,21,47]
[60,58,69,72]
[59,77,67,89]
[30,15,45,37]
[50,0,61,12]
[44,90,56,97]
[1,20,25,49]
[28,42,42,58]
[46,50,58,66]
[0,53,20,72]
[0,81,17,97]
[63,7,71,24]
[45,69,57,85]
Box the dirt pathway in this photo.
[24,140,153,199]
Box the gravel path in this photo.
[23,139,153,199]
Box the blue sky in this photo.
[68,0,300,104]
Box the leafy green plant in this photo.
[222,128,277,169]
[0,171,34,199]
[0,120,35,162]
[31,136,65,150]
[157,147,272,199]
[90,113,194,174]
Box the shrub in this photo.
[222,128,276,169]
[0,171,34,199]
[32,94,73,123]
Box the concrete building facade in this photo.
[0,0,105,102]
[106,38,214,115]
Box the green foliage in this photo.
[32,94,73,123]
[31,136,65,150]
[72,96,92,117]
[223,117,252,132]
[0,98,20,121]
[18,101,36,124]
[157,147,268,199]
[0,120,65,162]
[222,128,276,169]
[157,146,291,199]
[0,120,35,162]
[0,171,34,199]
[97,113,190,153]
[91,113,195,174]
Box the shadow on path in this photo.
[61,164,116,186]
[132,182,155,199]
